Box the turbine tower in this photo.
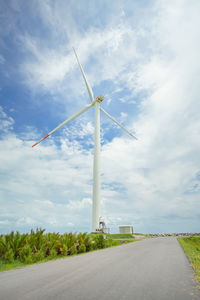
[32,48,137,232]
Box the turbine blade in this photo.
[32,103,93,147]
[73,47,94,103]
[100,107,137,140]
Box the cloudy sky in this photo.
[0,0,200,234]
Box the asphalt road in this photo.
[0,237,200,300]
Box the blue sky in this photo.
[0,0,200,234]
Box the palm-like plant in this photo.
[28,228,45,253]
[0,231,27,259]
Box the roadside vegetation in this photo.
[178,236,200,282]
[0,229,134,272]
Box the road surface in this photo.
[0,237,200,300]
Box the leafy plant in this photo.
[79,244,86,253]
[0,229,134,272]
[19,244,32,263]
[5,248,14,263]
[24,255,33,264]
[33,249,45,262]
[49,248,57,258]
[82,234,92,252]
[94,235,106,249]
[61,244,68,256]
[28,228,45,253]
[0,232,27,259]
[70,245,77,255]
[67,233,78,249]
[0,236,10,259]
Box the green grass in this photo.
[178,236,200,283]
[0,254,66,272]
[90,233,150,239]
[89,233,135,239]
[0,259,26,272]
[107,233,134,239]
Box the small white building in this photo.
[119,225,134,234]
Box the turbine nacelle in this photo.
[95,95,104,103]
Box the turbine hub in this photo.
[95,95,104,103]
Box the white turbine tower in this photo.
[32,48,137,232]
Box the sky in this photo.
[0,0,200,234]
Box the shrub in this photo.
[28,228,45,253]
[91,240,97,250]
[19,245,32,263]
[0,236,9,259]
[33,249,45,262]
[83,235,92,252]
[49,248,57,258]
[79,244,86,254]
[61,244,68,256]
[105,238,114,248]
[11,232,28,259]
[95,235,106,249]
[70,245,77,255]
[0,232,28,260]
[1,230,127,268]
[5,248,14,263]
[24,255,33,264]
[67,233,78,249]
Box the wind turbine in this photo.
[32,48,137,233]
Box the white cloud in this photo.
[66,198,92,210]
[16,217,37,226]
[20,35,75,91]
[120,112,128,121]
[0,128,94,233]
[67,222,74,227]
[20,21,139,101]
[0,106,14,132]
[0,220,9,225]
[63,121,94,140]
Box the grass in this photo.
[89,233,149,239]
[107,233,135,239]
[178,236,200,283]
[0,259,25,272]
[89,233,135,239]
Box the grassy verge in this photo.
[89,233,135,239]
[0,259,25,272]
[107,233,134,239]
[178,236,200,283]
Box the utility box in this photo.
[119,226,134,234]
